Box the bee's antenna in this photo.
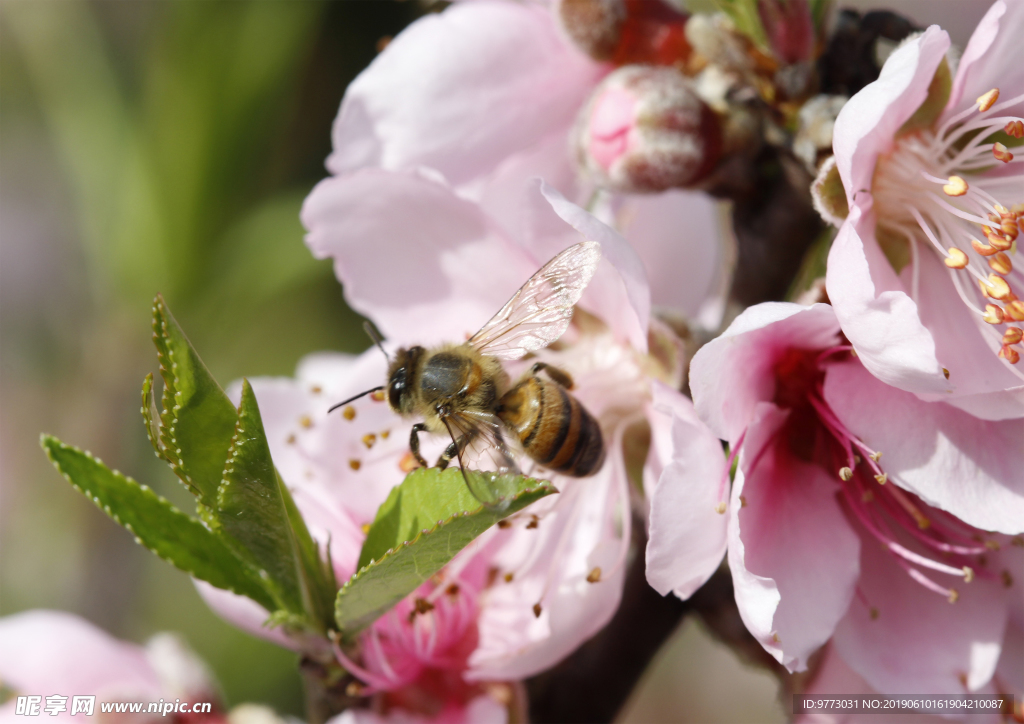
[363,321,389,363]
[328,386,385,414]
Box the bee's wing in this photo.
[468,241,602,360]
[441,409,523,511]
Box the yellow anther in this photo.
[984,226,1013,251]
[948,589,959,604]
[944,248,969,268]
[976,88,999,111]
[1001,217,1019,241]
[772,632,781,644]
[993,142,1014,163]
[299,415,313,429]
[869,451,882,462]
[1005,120,1024,138]
[999,345,1021,364]
[874,473,888,485]
[586,567,602,583]
[370,390,385,402]
[1006,301,1024,321]
[349,459,361,471]
[714,502,727,514]
[971,238,999,257]
[1004,328,1024,346]
[361,523,371,535]
[839,467,853,481]
[989,252,1013,275]
[983,304,1005,324]
[362,433,377,449]
[963,566,974,583]
[504,572,515,583]
[942,176,968,197]
[987,273,1012,300]
[943,367,950,380]
[310,384,322,395]
[286,434,296,444]
[342,405,356,421]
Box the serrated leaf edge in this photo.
[151,295,198,495]
[141,373,171,464]
[40,434,273,607]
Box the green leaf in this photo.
[212,380,336,632]
[336,468,556,636]
[152,294,238,504]
[41,434,276,612]
[141,373,170,463]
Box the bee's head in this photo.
[386,346,424,414]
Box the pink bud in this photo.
[574,66,721,193]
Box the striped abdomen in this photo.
[497,377,605,477]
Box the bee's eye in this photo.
[388,368,406,410]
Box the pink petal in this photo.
[728,403,861,672]
[832,26,950,200]
[536,181,650,352]
[615,189,729,328]
[0,610,162,707]
[645,382,729,600]
[826,202,951,398]
[468,441,628,680]
[823,359,1024,535]
[467,131,580,244]
[945,1,1024,121]
[795,645,976,724]
[302,168,537,346]
[903,216,1024,420]
[327,0,605,186]
[833,526,1008,696]
[689,302,841,443]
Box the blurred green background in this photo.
[16,0,995,720]
[0,0,420,714]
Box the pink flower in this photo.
[0,610,222,724]
[824,0,1024,420]
[325,0,730,329]
[647,301,1024,696]
[203,170,706,719]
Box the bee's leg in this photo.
[409,423,429,469]
[530,362,574,389]
[436,439,459,471]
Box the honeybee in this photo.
[331,241,606,508]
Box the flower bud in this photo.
[557,0,626,61]
[573,66,721,192]
[558,0,692,66]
